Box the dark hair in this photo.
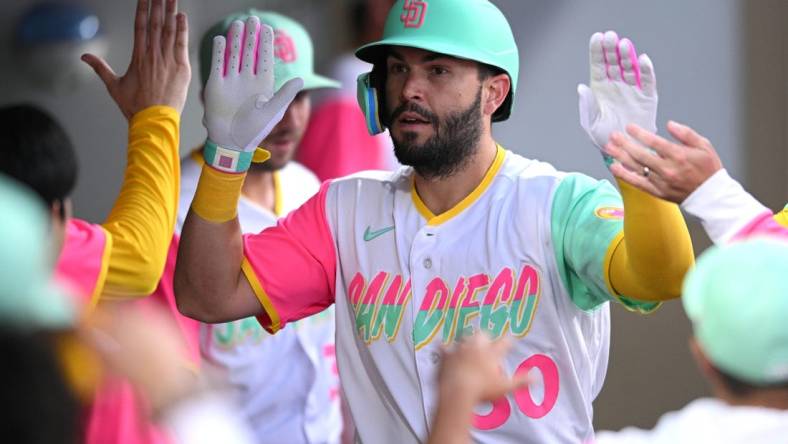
[0,328,80,443]
[477,62,504,81]
[714,365,788,398]
[0,104,78,209]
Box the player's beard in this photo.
[389,88,483,180]
[250,130,301,172]
[249,155,286,172]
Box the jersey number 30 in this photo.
[473,354,559,430]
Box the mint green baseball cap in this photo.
[199,10,340,92]
[356,0,519,122]
[0,174,74,330]
[683,238,788,384]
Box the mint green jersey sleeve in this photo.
[550,173,660,313]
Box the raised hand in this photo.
[606,121,723,203]
[578,31,657,166]
[82,0,191,120]
[202,17,303,173]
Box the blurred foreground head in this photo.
[683,238,788,398]
[0,174,74,331]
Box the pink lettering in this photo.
[455,274,489,340]
[510,265,541,337]
[348,273,366,308]
[472,395,510,430]
[472,354,560,430]
[463,274,490,308]
[414,278,450,349]
[513,354,560,419]
[364,271,389,305]
[381,275,404,305]
[481,268,514,337]
[371,276,412,342]
[441,276,467,342]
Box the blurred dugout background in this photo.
[0,0,785,432]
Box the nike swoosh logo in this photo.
[364,225,395,242]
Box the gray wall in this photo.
[0,0,346,221]
[0,0,753,432]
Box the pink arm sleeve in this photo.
[732,211,788,241]
[242,181,337,332]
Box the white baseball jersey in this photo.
[178,153,341,444]
[240,147,659,443]
[595,398,788,444]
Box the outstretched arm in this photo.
[174,17,302,322]
[175,176,260,323]
[606,122,788,243]
[81,0,190,297]
[578,31,693,301]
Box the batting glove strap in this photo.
[203,140,254,173]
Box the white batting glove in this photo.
[202,17,303,173]
[578,31,658,167]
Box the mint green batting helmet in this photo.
[0,174,74,331]
[355,0,519,134]
[199,10,339,92]
[683,239,788,385]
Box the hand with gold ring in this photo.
[603,121,722,203]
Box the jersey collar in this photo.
[411,145,506,226]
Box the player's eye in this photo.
[429,66,449,76]
[388,63,408,75]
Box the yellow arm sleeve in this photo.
[608,180,695,301]
[54,331,103,403]
[191,164,246,223]
[774,206,788,228]
[100,106,180,298]
[189,147,274,222]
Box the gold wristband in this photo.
[191,165,246,223]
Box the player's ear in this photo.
[50,199,66,224]
[688,338,716,382]
[482,72,510,119]
[49,199,70,256]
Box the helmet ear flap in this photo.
[357,73,384,135]
[356,62,388,135]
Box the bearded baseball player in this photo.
[175,0,694,442]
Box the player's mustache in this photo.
[390,102,437,126]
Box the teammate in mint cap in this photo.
[156,9,344,444]
[198,10,340,171]
[596,238,788,443]
[175,1,695,442]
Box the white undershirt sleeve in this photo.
[680,169,769,244]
